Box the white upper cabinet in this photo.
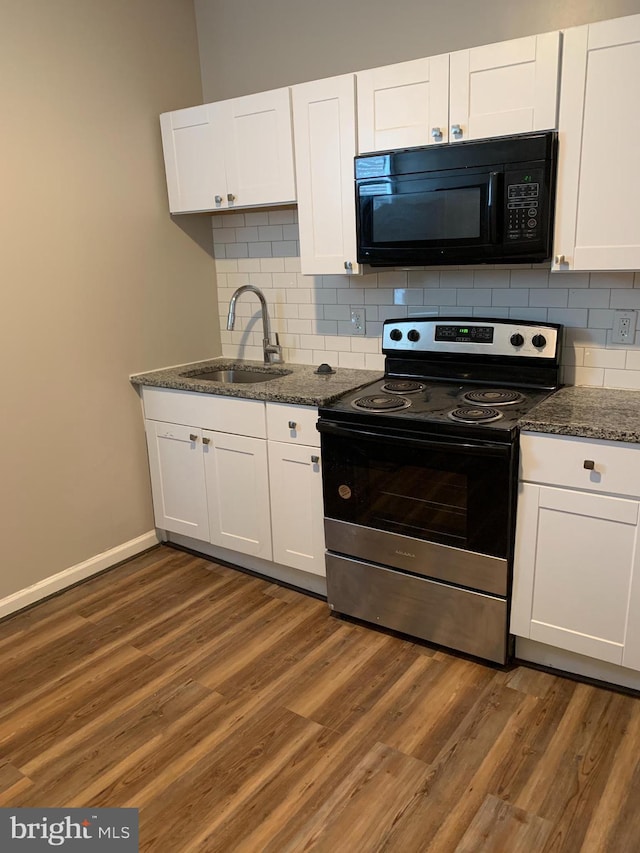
[160,104,225,214]
[292,74,360,275]
[160,87,296,214]
[356,55,449,152]
[449,33,560,142]
[553,15,640,271]
[355,34,559,154]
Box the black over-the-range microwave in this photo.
[355,131,558,267]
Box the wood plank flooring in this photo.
[0,544,639,851]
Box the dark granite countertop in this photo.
[130,358,382,407]
[519,386,640,443]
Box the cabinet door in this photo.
[268,441,325,575]
[292,74,360,275]
[159,103,227,214]
[449,33,559,142]
[554,16,640,270]
[511,483,640,665]
[204,430,272,560]
[145,421,210,540]
[357,55,449,152]
[223,87,296,208]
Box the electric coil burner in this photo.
[448,406,503,423]
[318,317,562,665]
[352,394,412,412]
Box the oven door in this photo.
[318,420,516,596]
[356,169,501,266]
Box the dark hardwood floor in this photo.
[0,545,638,851]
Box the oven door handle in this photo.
[317,420,510,458]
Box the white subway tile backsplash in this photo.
[548,308,589,327]
[491,289,529,307]
[610,290,640,309]
[603,368,640,389]
[568,289,610,308]
[338,351,366,369]
[210,221,640,387]
[244,211,270,226]
[529,289,568,307]
[272,241,298,257]
[221,213,246,228]
[248,242,273,258]
[590,272,634,289]
[583,348,627,369]
[456,289,492,306]
[268,209,296,225]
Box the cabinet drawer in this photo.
[520,432,640,497]
[266,403,320,447]
[142,387,266,438]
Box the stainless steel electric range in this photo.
[317,317,562,664]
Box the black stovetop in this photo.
[319,377,555,443]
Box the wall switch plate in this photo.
[351,307,365,336]
[612,309,637,344]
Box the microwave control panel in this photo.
[504,166,546,244]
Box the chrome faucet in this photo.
[226,284,283,365]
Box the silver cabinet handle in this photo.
[583,459,595,470]
[555,254,566,265]
[288,421,297,429]
[311,455,319,464]
[189,434,198,442]
[344,260,353,271]
[431,127,443,140]
[227,193,235,202]
[451,124,463,138]
[202,436,211,445]
[214,195,223,204]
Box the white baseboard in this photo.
[0,530,160,620]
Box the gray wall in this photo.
[0,0,219,600]
[195,0,640,101]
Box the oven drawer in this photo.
[325,518,508,596]
[326,553,508,664]
[520,432,640,497]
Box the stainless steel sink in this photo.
[182,367,291,384]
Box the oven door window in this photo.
[322,431,511,559]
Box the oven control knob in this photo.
[532,334,547,349]
[407,329,421,342]
[389,328,403,341]
[510,333,524,347]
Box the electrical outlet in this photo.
[351,307,365,336]
[612,309,637,345]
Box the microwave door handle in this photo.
[488,172,500,243]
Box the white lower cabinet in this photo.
[266,401,324,574]
[511,432,640,670]
[142,389,325,579]
[145,421,210,541]
[204,430,272,560]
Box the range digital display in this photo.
[435,325,494,343]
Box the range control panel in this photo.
[383,318,560,360]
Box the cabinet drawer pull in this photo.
[555,254,566,265]
[202,436,211,445]
[451,123,463,138]
[189,434,198,442]
[431,126,443,140]
[583,459,595,470]
[227,193,235,202]
[288,421,297,429]
[215,195,223,204]
[311,455,319,464]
